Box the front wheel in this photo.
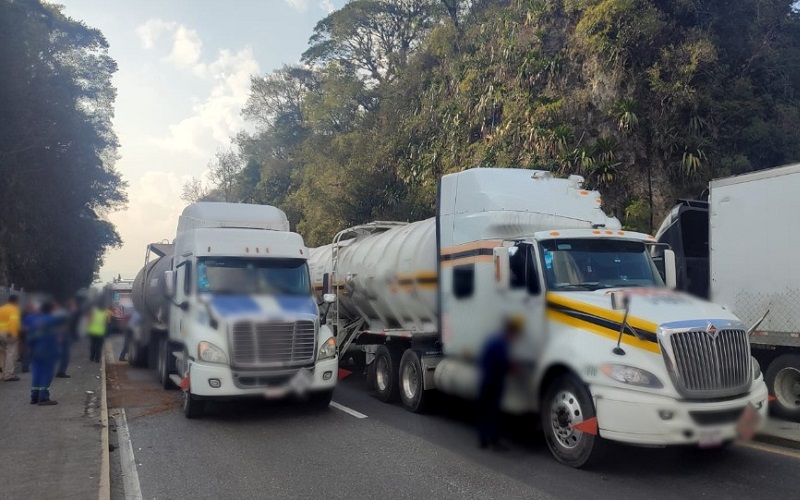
[541,373,605,468]
[182,388,205,419]
[766,354,800,422]
[399,349,429,413]
[308,389,334,409]
[157,340,175,390]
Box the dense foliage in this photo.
[191,0,800,245]
[0,0,126,296]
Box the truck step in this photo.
[169,374,183,387]
[172,350,184,361]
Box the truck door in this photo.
[171,260,193,340]
[506,242,547,359]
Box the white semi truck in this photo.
[130,202,338,418]
[656,163,800,422]
[309,168,768,468]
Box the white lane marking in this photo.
[330,401,368,419]
[115,408,144,500]
[737,440,800,459]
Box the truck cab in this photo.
[152,203,338,418]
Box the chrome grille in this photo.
[232,321,316,367]
[668,329,750,397]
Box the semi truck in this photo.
[129,202,338,418]
[656,162,800,422]
[103,278,134,333]
[308,168,768,468]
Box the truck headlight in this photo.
[751,356,761,380]
[198,341,227,364]
[601,364,663,389]
[318,337,336,361]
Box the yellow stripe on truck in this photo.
[546,309,661,354]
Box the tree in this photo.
[0,0,127,296]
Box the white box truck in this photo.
[657,163,800,422]
[130,202,338,418]
[310,168,768,468]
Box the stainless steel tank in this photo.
[131,251,173,324]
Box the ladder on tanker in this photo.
[329,221,407,356]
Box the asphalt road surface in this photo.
[104,337,800,500]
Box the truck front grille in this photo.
[668,328,750,397]
[231,321,316,367]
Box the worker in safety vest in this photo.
[87,303,111,363]
[0,295,22,381]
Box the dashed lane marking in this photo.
[330,401,368,419]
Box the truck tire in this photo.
[541,373,605,468]
[157,339,176,390]
[308,389,334,410]
[182,386,205,419]
[765,354,800,422]
[128,340,149,369]
[373,345,401,403]
[399,349,429,413]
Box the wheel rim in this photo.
[549,390,586,450]
[158,344,165,382]
[376,357,389,392]
[775,367,800,409]
[401,361,418,401]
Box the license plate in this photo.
[736,403,761,441]
[698,429,723,448]
[263,386,288,399]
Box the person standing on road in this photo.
[87,303,111,363]
[19,300,40,374]
[0,295,22,382]
[25,301,68,405]
[55,298,81,378]
[477,315,524,451]
[119,308,140,362]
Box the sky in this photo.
[56,0,346,284]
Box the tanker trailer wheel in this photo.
[541,373,605,468]
[766,354,800,422]
[399,349,429,413]
[128,339,149,369]
[373,345,401,403]
[157,339,176,390]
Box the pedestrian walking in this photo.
[25,301,68,405]
[0,294,22,382]
[87,303,111,363]
[55,298,81,378]
[119,308,140,362]
[477,315,524,451]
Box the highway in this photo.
[104,337,800,500]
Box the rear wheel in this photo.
[128,340,149,368]
[373,345,401,403]
[766,354,800,422]
[399,349,429,413]
[541,373,605,468]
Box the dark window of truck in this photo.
[183,262,192,295]
[509,244,541,295]
[453,264,474,299]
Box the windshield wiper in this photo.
[554,282,603,291]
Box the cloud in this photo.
[319,0,334,13]
[135,19,203,70]
[284,0,308,11]
[167,26,203,68]
[151,46,260,155]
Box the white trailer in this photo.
[657,163,800,421]
[310,168,768,468]
[130,202,338,418]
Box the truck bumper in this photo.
[592,381,769,446]
[188,357,338,398]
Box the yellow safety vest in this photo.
[0,303,21,337]
[87,309,108,337]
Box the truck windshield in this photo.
[539,239,664,291]
[196,258,311,296]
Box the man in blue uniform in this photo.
[477,315,524,450]
[25,302,68,405]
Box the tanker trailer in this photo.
[129,242,174,368]
[309,167,768,468]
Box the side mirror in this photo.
[179,301,190,311]
[322,273,330,294]
[164,271,175,298]
[493,247,510,292]
[323,293,336,304]
[663,249,677,290]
